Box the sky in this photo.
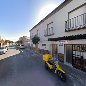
[0,0,64,41]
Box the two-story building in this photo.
[30,0,86,71]
[19,36,30,47]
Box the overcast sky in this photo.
[0,0,64,41]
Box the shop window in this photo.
[72,44,86,71]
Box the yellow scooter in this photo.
[43,54,66,81]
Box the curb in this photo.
[59,62,86,86]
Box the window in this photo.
[83,13,86,26]
[65,21,68,31]
[51,27,54,34]
[76,16,78,27]
[42,44,46,46]
[44,22,54,36]
[72,18,74,29]
[74,17,76,28]
[65,4,86,32]
[69,19,71,29]
[85,13,86,25]
[48,28,50,35]
[79,15,82,27]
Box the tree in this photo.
[32,36,40,51]
[4,40,14,46]
[10,41,14,45]
[32,36,40,45]
[16,40,22,45]
[5,40,10,43]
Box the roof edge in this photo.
[29,0,72,32]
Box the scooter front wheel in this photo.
[45,62,49,70]
[57,71,66,81]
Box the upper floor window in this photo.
[65,4,86,32]
[44,22,54,36]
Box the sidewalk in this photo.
[0,49,20,60]
[28,48,86,86]
[59,62,86,86]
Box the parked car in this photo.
[19,45,25,49]
[0,47,7,54]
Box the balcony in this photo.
[65,13,86,32]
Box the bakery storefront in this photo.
[48,34,86,72]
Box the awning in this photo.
[48,34,86,41]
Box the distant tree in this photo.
[19,40,22,44]
[10,41,14,45]
[16,40,22,45]
[5,40,10,43]
[8,41,11,44]
[10,41,14,43]
[4,40,14,46]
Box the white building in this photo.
[30,0,86,71]
[19,36,30,47]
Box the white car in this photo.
[5,46,9,50]
[0,47,7,54]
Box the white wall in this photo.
[30,0,86,54]
[69,5,86,19]
[83,52,86,59]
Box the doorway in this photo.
[65,45,72,64]
[52,44,58,56]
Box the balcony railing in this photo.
[65,13,86,32]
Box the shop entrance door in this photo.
[52,44,58,56]
[65,45,72,64]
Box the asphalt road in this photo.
[0,47,74,86]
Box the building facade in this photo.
[0,40,5,47]
[19,36,30,47]
[30,0,86,71]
